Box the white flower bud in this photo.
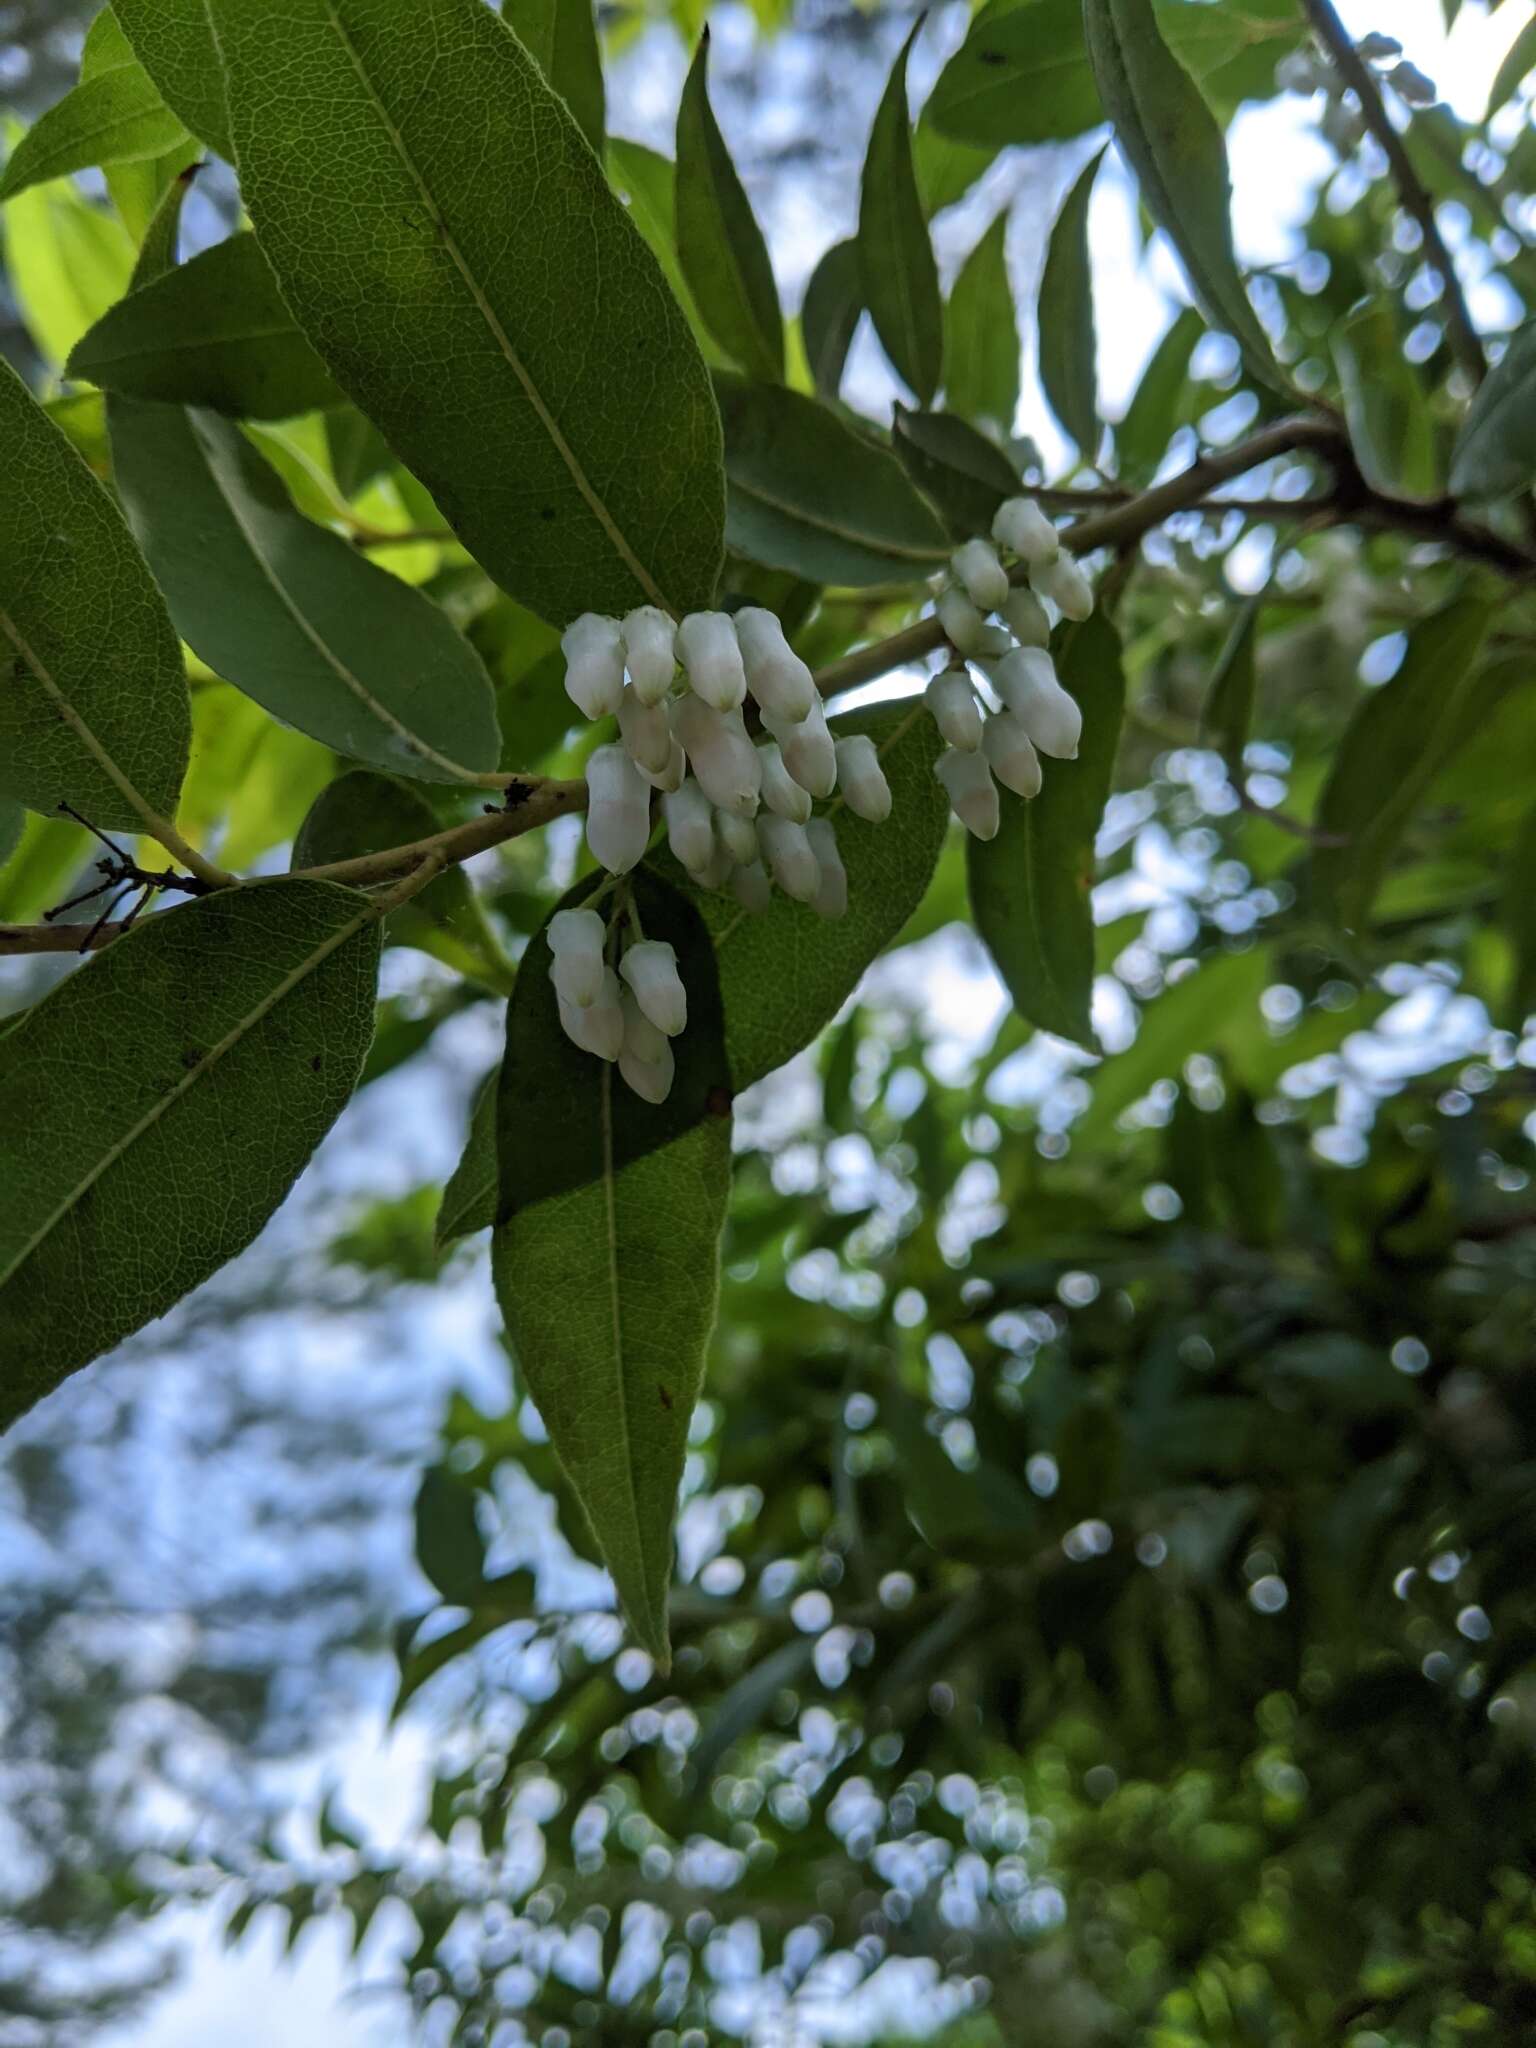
[618,995,675,1102]
[672,694,761,815]
[1388,60,1435,107]
[689,839,735,892]
[1355,31,1401,62]
[925,669,983,752]
[951,537,1010,612]
[757,740,813,823]
[663,777,715,874]
[585,742,652,873]
[620,605,677,705]
[559,966,624,1060]
[982,711,1043,798]
[620,938,687,1036]
[716,808,759,867]
[1029,551,1094,622]
[677,610,747,711]
[764,696,836,799]
[937,584,1005,658]
[990,647,1081,759]
[639,736,686,792]
[1003,584,1051,649]
[734,606,816,723]
[757,813,822,904]
[561,612,625,719]
[834,733,892,822]
[617,685,674,776]
[935,747,1000,840]
[805,816,847,920]
[547,906,606,1008]
[730,859,772,914]
[992,496,1060,566]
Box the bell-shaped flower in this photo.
[617,685,674,776]
[990,647,1081,759]
[559,965,624,1060]
[677,610,747,711]
[758,740,812,823]
[757,813,821,903]
[1003,584,1051,649]
[672,695,761,815]
[1029,551,1094,622]
[938,585,1010,659]
[561,613,625,719]
[620,605,677,706]
[951,537,1010,612]
[834,733,892,822]
[734,607,816,723]
[983,711,1043,798]
[992,497,1060,566]
[547,905,606,1008]
[618,993,675,1103]
[925,669,983,752]
[730,860,772,913]
[620,938,687,1036]
[936,746,1000,840]
[584,742,652,873]
[663,777,716,875]
[805,817,847,920]
[764,696,837,799]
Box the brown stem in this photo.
[1301,0,1486,386]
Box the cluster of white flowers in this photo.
[561,605,889,917]
[924,496,1095,841]
[547,904,688,1103]
[1277,36,1434,155]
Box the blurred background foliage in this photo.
[4,0,1536,2043]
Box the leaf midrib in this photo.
[596,1057,653,1644]
[729,474,947,563]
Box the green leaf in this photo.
[1488,13,1536,116]
[208,0,725,627]
[108,402,501,782]
[944,212,1019,429]
[800,238,863,403]
[68,233,344,419]
[1448,318,1536,500]
[1333,302,1438,499]
[0,879,382,1431]
[501,0,605,158]
[676,32,783,382]
[0,803,22,874]
[414,1467,489,1605]
[1200,595,1259,789]
[0,356,188,834]
[1113,304,1202,476]
[717,377,949,585]
[890,406,1021,539]
[324,407,393,502]
[492,870,732,1661]
[1083,0,1286,394]
[603,139,718,365]
[968,612,1126,1048]
[292,772,514,991]
[927,0,1103,149]
[1037,147,1105,460]
[0,11,186,204]
[1500,798,1536,1029]
[1,168,136,369]
[445,699,948,1239]
[110,0,234,158]
[86,7,201,247]
[859,23,944,406]
[1313,595,1499,932]
[912,119,998,217]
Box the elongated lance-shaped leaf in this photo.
[206,0,725,627]
[1449,317,1536,501]
[945,212,1019,430]
[109,402,501,782]
[718,377,949,586]
[441,698,948,1240]
[859,23,944,407]
[69,233,343,419]
[1082,0,1287,396]
[928,0,1101,147]
[84,7,199,245]
[1200,594,1259,791]
[1333,301,1438,500]
[1037,147,1104,460]
[501,0,605,158]
[968,611,1126,1049]
[0,354,188,834]
[1313,595,1500,932]
[493,869,732,1662]
[801,238,863,403]
[676,31,783,382]
[0,9,186,203]
[1114,303,1201,477]
[109,0,234,158]
[892,406,1022,540]
[0,879,382,1430]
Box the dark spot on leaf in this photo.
[706,1084,734,1118]
[539,506,556,522]
[978,47,1005,65]
[180,1046,203,1070]
[309,1053,323,1073]
[658,1383,673,1410]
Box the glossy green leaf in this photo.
[1500,799,1536,1028]
[109,402,501,781]
[0,880,382,1431]
[912,120,998,217]
[208,0,724,627]
[324,407,393,502]
[927,0,1103,148]
[292,772,515,992]
[968,612,1126,1048]
[603,138,718,363]
[1333,302,1438,499]
[1200,595,1259,789]
[85,10,199,245]
[800,238,863,403]
[717,377,949,585]
[501,0,605,158]
[676,32,783,382]
[0,11,186,204]
[890,407,1021,539]
[178,681,336,874]
[944,212,1020,430]
[414,1467,490,1605]
[1083,0,1286,394]
[1313,596,1498,932]
[0,356,188,835]
[2,168,136,369]
[110,0,234,158]
[1113,304,1202,475]
[1038,148,1105,460]
[1488,14,1536,116]
[1448,318,1536,500]
[69,234,343,419]
[0,803,22,874]
[859,24,944,406]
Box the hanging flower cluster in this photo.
[561,605,889,918]
[924,496,1095,842]
[546,903,689,1104]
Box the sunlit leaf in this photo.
[502,0,605,157]
[944,212,1020,430]
[800,238,863,403]
[1448,317,1536,500]
[0,8,185,204]
[859,23,944,406]
[676,32,783,381]
[1037,147,1105,461]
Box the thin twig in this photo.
[349,525,457,550]
[1301,0,1485,386]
